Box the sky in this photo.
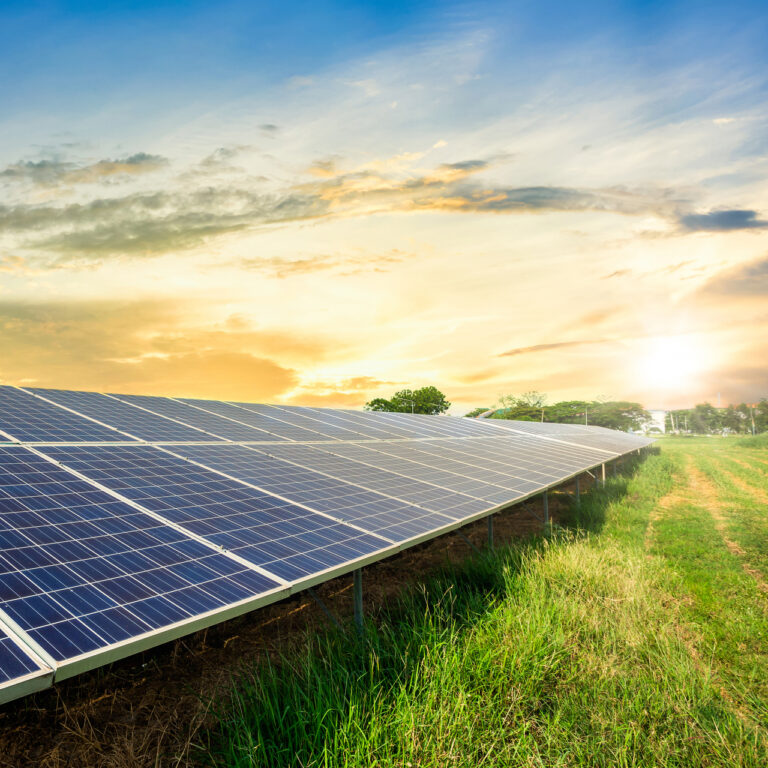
[1,0,767,414]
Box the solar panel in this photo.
[228,403,366,441]
[296,407,423,439]
[480,418,644,454]
[264,442,525,506]
[0,446,281,673]
[27,388,216,443]
[40,445,391,583]
[110,394,288,443]
[0,386,126,444]
[181,399,324,441]
[170,444,459,540]
[252,443,491,519]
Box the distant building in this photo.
[645,409,667,433]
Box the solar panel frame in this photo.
[0,614,53,704]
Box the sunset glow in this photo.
[0,1,766,413]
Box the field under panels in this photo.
[0,385,653,704]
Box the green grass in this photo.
[202,439,768,767]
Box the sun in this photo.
[637,335,706,392]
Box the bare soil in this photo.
[0,485,580,768]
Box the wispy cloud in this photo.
[498,339,610,357]
[236,249,411,278]
[697,255,768,295]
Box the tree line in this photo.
[465,391,650,431]
[665,400,768,435]
[366,387,650,432]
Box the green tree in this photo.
[463,407,493,418]
[365,386,451,415]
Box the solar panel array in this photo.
[0,385,653,703]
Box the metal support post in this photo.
[307,588,344,632]
[353,568,363,635]
[456,530,482,555]
[487,514,494,550]
[601,463,606,487]
[542,490,549,531]
[575,476,580,505]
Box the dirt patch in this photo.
[0,484,583,768]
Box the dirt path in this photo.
[685,457,768,596]
[652,455,768,739]
[719,460,768,505]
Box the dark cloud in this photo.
[439,159,489,172]
[1,187,328,259]
[259,124,280,133]
[698,255,768,296]
[0,153,168,186]
[678,209,768,232]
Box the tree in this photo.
[365,386,451,415]
[497,391,547,409]
[463,407,492,418]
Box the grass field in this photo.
[202,436,768,767]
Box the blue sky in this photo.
[1,1,767,410]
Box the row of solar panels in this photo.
[0,386,653,703]
[0,385,648,451]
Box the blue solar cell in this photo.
[0,446,281,664]
[27,388,215,443]
[41,445,391,582]
[170,444,456,541]
[0,386,126,443]
[110,394,287,442]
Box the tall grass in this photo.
[202,452,767,767]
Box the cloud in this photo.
[284,376,398,407]
[1,149,757,266]
[0,153,168,186]
[236,249,410,278]
[499,339,608,357]
[0,299,351,400]
[697,255,768,296]
[678,209,768,232]
[1,187,328,260]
